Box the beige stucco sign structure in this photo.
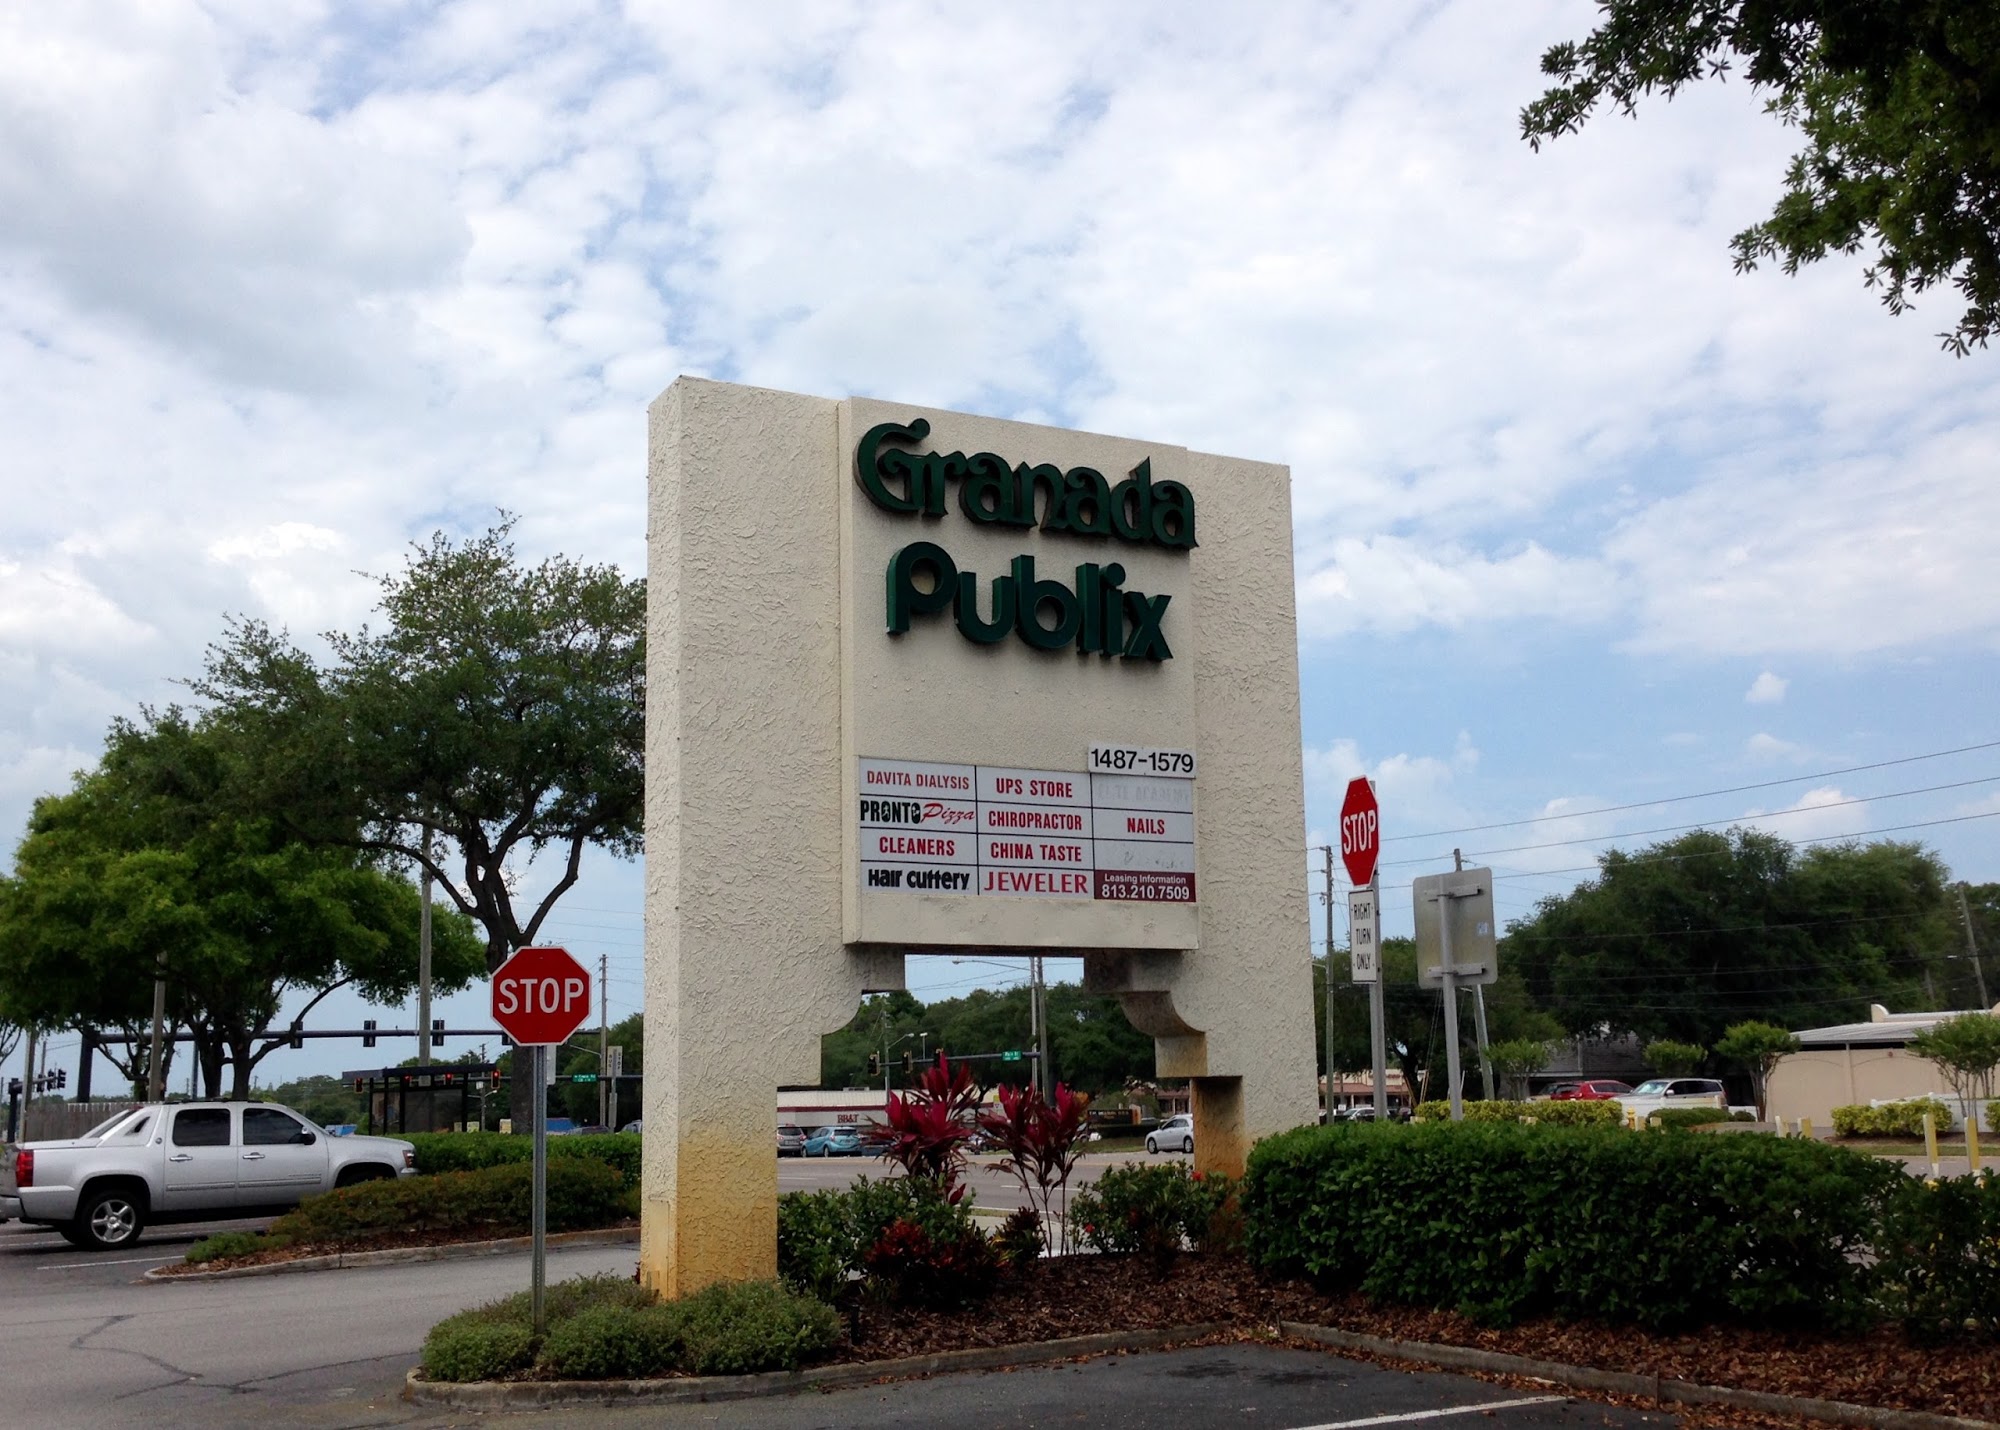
[641,377,1317,1296]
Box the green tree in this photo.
[1043,983,1154,1092]
[1713,1019,1800,1120]
[1486,1037,1553,1100]
[258,1073,365,1127]
[1507,830,1949,1048]
[1645,1039,1709,1075]
[192,519,645,1125]
[1522,1,2000,354]
[1908,1012,2000,1127]
[0,713,486,1098]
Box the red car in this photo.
[1550,1080,1632,1101]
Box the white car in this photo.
[1,1101,415,1250]
[1615,1078,1727,1121]
[1146,1114,1193,1155]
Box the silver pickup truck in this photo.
[2,1100,415,1250]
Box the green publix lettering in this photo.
[858,417,1192,662]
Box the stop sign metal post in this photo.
[1339,779,1388,1120]
[492,945,592,1336]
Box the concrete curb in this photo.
[402,1321,1239,1410]
[143,1226,637,1282]
[1277,1322,1998,1430]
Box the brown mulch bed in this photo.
[840,1255,1999,1425]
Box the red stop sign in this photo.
[491,945,592,1046]
[1339,778,1380,887]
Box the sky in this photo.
[4,2,1997,1094]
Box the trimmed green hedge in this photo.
[1647,1107,1732,1131]
[269,1158,627,1244]
[1243,1120,1895,1330]
[404,1131,641,1183]
[1413,1099,1620,1128]
[1874,1169,2000,1341]
[1832,1101,1938,1138]
[422,1273,840,1382]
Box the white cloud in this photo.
[1746,733,1807,762]
[1745,671,1787,704]
[1741,786,1870,844]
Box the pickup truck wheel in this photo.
[73,1187,146,1250]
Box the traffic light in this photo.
[432,1018,445,1047]
[289,1022,304,1050]
[362,1018,377,1049]
[54,1069,67,1091]
[867,1053,880,1078]
[901,1051,913,1079]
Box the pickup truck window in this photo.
[243,1108,308,1145]
[109,1114,152,1140]
[172,1109,232,1147]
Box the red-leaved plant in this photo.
[877,1054,983,1202]
[978,1081,1093,1255]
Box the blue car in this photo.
[802,1126,862,1157]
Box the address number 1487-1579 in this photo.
[1088,745,1197,779]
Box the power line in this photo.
[1381,739,2000,842]
[1383,774,1999,868]
[1372,809,2000,897]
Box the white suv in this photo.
[1615,1078,1727,1121]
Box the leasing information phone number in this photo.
[1087,745,1196,778]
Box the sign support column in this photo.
[1321,845,1336,1125]
[1436,887,1465,1121]
[1368,871,1387,1118]
[531,1043,548,1335]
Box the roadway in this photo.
[0,1151,1676,1430]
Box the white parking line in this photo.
[35,1254,181,1271]
[1284,1395,1569,1430]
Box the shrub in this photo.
[1416,1099,1618,1128]
[979,1081,1093,1254]
[1531,1100,1622,1128]
[1872,1170,2000,1343]
[662,1280,841,1375]
[1243,1120,1895,1331]
[777,1176,982,1305]
[404,1131,641,1183]
[861,1216,1000,1308]
[1832,1101,1938,1138]
[1649,1107,1731,1131]
[422,1273,838,1382]
[185,1230,282,1264]
[994,1206,1046,1267]
[423,1319,537,1382]
[270,1158,625,1245]
[1069,1163,1236,1267]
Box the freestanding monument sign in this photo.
[642,378,1317,1296]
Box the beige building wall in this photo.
[1767,1046,1958,1127]
[643,377,1317,1296]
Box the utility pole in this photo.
[1321,844,1337,1124]
[1958,884,1991,1008]
[1032,956,1050,1099]
[598,952,609,1130]
[146,965,167,1102]
[417,827,435,1066]
[21,1028,37,1134]
[1459,848,1494,1101]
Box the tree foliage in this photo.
[1645,1038,1709,1075]
[1506,829,1953,1047]
[1713,1018,1800,1117]
[0,711,485,1097]
[1522,1,2000,354]
[820,982,1154,1094]
[191,518,645,1123]
[1908,1012,2000,1123]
